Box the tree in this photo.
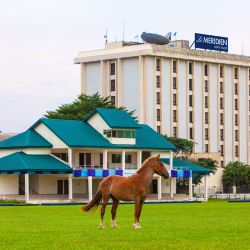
[222,161,250,194]
[44,93,136,120]
[165,136,195,157]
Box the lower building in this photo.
[0,108,209,202]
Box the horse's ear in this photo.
[156,154,160,159]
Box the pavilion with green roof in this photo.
[0,108,211,203]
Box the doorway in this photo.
[57,180,69,195]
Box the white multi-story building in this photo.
[74,40,250,192]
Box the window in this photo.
[220,145,224,156]
[205,96,209,108]
[156,58,160,71]
[220,113,224,125]
[220,97,224,109]
[205,128,209,140]
[111,96,116,105]
[189,127,193,139]
[249,69,250,81]
[220,129,224,141]
[189,111,193,123]
[205,144,209,153]
[189,79,193,91]
[173,127,177,137]
[205,80,209,92]
[220,65,223,78]
[156,92,161,104]
[249,100,250,111]
[173,77,177,89]
[173,94,177,106]
[112,154,121,163]
[110,63,115,75]
[104,129,136,138]
[221,161,224,167]
[189,62,193,75]
[125,154,132,164]
[189,95,193,107]
[156,75,161,88]
[157,126,161,133]
[235,114,238,126]
[173,60,177,73]
[53,153,68,162]
[79,153,91,167]
[234,83,238,95]
[110,80,115,91]
[204,64,208,76]
[235,145,239,157]
[173,110,177,122]
[235,99,238,110]
[157,109,161,121]
[234,67,238,79]
[100,153,103,167]
[220,82,223,93]
[235,130,239,141]
[205,112,209,124]
[249,85,250,96]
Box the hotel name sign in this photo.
[195,33,228,52]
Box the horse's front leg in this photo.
[111,197,120,228]
[133,196,145,229]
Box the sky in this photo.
[0,0,250,133]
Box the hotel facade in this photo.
[74,40,250,192]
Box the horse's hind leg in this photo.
[111,196,119,228]
[99,191,109,229]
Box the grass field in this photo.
[0,201,249,250]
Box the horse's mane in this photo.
[136,155,157,174]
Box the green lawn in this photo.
[0,201,249,250]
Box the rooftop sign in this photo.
[195,33,228,52]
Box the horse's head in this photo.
[151,155,169,179]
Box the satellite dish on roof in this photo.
[141,32,171,45]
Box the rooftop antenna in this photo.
[122,20,126,41]
[104,29,108,44]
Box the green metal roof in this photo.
[83,108,140,128]
[161,158,211,175]
[0,130,52,149]
[0,152,72,173]
[34,118,175,150]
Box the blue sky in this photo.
[0,0,250,132]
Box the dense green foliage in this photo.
[165,136,195,156]
[0,201,249,249]
[44,93,135,120]
[223,161,250,189]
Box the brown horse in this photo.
[81,154,169,229]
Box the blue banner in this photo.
[195,33,228,52]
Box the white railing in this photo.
[72,165,138,170]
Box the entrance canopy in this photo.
[0,152,72,174]
[161,158,212,176]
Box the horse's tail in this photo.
[81,189,102,213]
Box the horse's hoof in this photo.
[111,224,120,229]
[133,223,142,229]
[99,224,105,229]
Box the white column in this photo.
[137,150,142,169]
[170,151,173,169]
[170,177,175,199]
[122,150,126,171]
[204,175,208,200]
[68,175,73,200]
[88,176,93,201]
[68,148,73,168]
[157,176,162,200]
[25,173,29,203]
[189,177,193,200]
[103,150,108,170]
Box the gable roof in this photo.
[0,152,72,173]
[31,118,175,150]
[161,158,212,175]
[83,108,140,128]
[0,129,52,149]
